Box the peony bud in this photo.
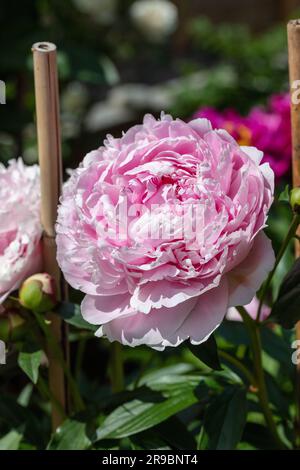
[19,273,57,314]
[290,188,300,214]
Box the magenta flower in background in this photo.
[194,94,291,179]
[56,113,274,350]
[0,159,42,304]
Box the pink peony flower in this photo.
[194,94,291,179]
[0,159,42,304]
[56,113,274,350]
[226,296,270,322]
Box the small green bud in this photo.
[19,273,57,314]
[290,187,300,214]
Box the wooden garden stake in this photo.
[288,20,300,438]
[32,42,68,430]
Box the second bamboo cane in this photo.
[287,19,300,441]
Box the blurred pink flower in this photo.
[0,159,42,304]
[194,94,291,179]
[56,113,274,350]
[226,296,270,322]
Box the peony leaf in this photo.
[95,382,208,441]
[278,184,290,203]
[56,302,97,331]
[0,430,22,450]
[187,334,222,370]
[18,341,43,384]
[47,419,92,450]
[0,394,45,448]
[199,385,247,450]
[270,257,300,328]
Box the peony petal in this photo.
[241,146,264,165]
[187,118,212,137]
[227,231,275,307]
[81,293,135,325]
[98,296,198,348]
[130,278,219,314]
[169,277,229,346]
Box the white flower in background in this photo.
[61,82,89,139]
[62,82,88,116]
[72,0,117,25]
[130,0,178,42]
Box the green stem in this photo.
[219,350,256,385]
[256,214,300,322]
[110,342,124,393]
[33,311,85,412]
[197,426,205,450]
[237,306,285,449]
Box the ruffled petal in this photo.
[227,232,275,307]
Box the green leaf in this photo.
[95,382,208,441]
[138,363,194,386]
[18,342,43,384]
[47,419,92,450]
[130,416,197,450]
[187,335,222,370]
[270,257,300,328]
[242,422,278,450]
[217,320,250,347]
[0,394,45,448]
[199,386,247,450]
[156,416,196,450]
[261,326,291,367]
[278,185,290,203]
[56,302,97,331]
[264,372,290,419]
[137,363,225,400]
[129,431,171,450]
[0,430,22,450]
[271,249,294,300]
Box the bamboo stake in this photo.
[287,20,300,440]
[32,42,68,430]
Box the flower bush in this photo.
[1,114,300,453]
